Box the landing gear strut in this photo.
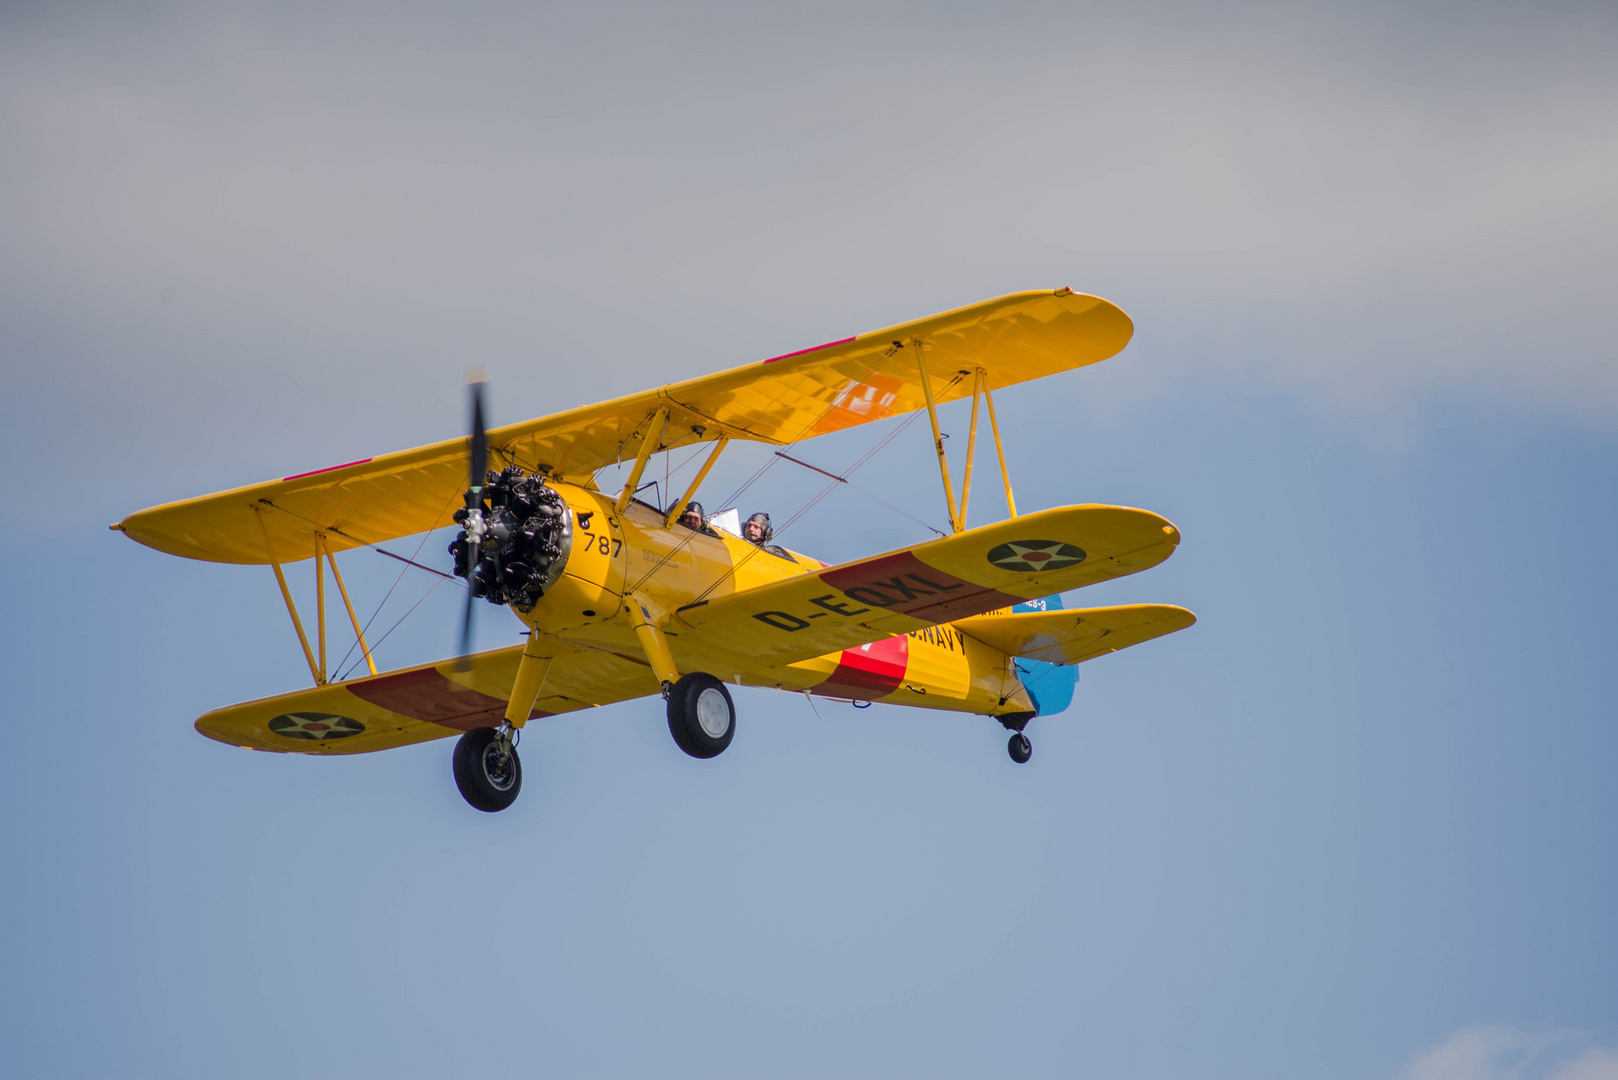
[453,725,523,811]
[998,711,1035,765]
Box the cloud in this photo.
[0,0,1615,516]
[1401,1027,1618,1080]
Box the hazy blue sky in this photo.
[3,3,1615,1078]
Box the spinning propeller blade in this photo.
[468,378,487,493]
[456,376,488,669]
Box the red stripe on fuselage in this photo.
[815,634,909,700]
[821,551,1022,623]
[346,666,549,731]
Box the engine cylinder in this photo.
[448,466,573,611]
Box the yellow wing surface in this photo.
[671,505,1180,671]
[954,604,1197,665]
[197,641,658,754]
[115,289,1131,565]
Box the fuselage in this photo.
[515,481,1046,718]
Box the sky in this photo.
[2,2,1616,1077]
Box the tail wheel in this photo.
[667,673,736,759]
[453,727,523,811]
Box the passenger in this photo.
[677,501,706,531]
[742,512,772,545]
[743,512,794,560]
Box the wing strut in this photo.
[326,547,377,676]
[664,435,730,527]
[913,341,962,533]
[960,368,983,526]
[983,369,1018,518]
[314,533,327,680]
[615,406,669,513]
[252,504,324,686]
[914,350,1018,531]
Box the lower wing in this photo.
[672,504,1180,671]
[197,642,656,754]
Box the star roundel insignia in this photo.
[986,540,1087,573]
[267,711,365,740]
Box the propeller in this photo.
[456,375,488,669]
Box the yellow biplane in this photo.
[115,289,1194,812]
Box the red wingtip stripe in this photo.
[283,458,374,482]
[761,336,856,364]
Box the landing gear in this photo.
[453,725,523,812]
[667,672,735,759]
[997,711,1035,765]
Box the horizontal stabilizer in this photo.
[954,604,1195,665]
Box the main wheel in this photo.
[453,727,523,811]
[667,673,736,759]
[1007,732,1032,764]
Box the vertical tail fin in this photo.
[1009,595,1077,717]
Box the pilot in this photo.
[743,512,772,545]
[677,501,706,531]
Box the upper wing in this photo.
[953,604,1196,665]
[196,640,657,754]
[115,289,1131,564]
[669,505,1179,671]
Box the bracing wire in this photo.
[337,431,754,679]
[326,486,463,681]
[771,373,962,541]
[340,574,451,677]
[257,491,462,684]
[682,372,966,604]
[333,524,451,682]
[313,367,969,678]
[624,431,800,594]
[772,452,945,538]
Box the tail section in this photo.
[956,599,1196,717]
[1008,596,1077,716]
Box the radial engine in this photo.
[449,466,573,611]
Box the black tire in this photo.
[453,727,523,812]
[1008,732,1032,764]
[667,673,736,759]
